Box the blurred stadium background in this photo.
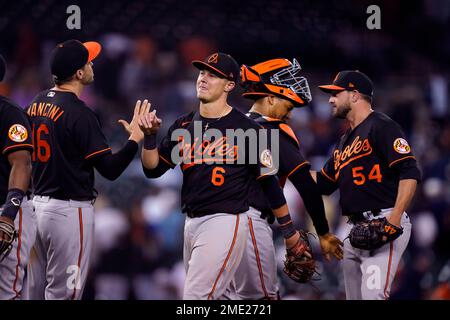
[0,0,449,299]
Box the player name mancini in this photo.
[27,102,64,122]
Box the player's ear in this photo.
[267,95,276,106]
[76,69,83,80]
[224,81,235,92]
[351,91,359,103]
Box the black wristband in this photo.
[1,188,25,220]
[277,214,296,239]
[144,134,157,150]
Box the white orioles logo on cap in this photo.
[8,124,28,143]
[393,138,411,154]
[260,149,273,168]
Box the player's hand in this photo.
[319,232,343,261]
[0,215,14,226]
[118,99,152,142]
[285,231,312,259]
[138,109,162,136]
[386,212,402,229]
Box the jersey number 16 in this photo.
[31,123,51,162]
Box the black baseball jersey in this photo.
[27,90,111,200]
[0,96,33,205]
[153,108,276,216]
[319,111,419,215]
[246,112,310,212]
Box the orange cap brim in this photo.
[318,84,346,93]
[83,41,102,62]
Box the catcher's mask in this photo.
[240,58,312,107]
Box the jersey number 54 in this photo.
[352,164,382,185]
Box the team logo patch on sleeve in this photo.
[8,124,28,143]
[393,138,411,154]
[260,149,273,168]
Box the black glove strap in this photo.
[144,134,157,150]
[1,188,25,220]
[277,214,296,239]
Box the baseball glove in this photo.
[349,217,403,250]
[0,218,16,262]
[283,230,316,283]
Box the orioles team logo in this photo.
[178,136,238,163]
[260,149,273,168]
[393,138,411,154]
[333,136,373,172]
[208,53,219,64]
[8,124,28,143]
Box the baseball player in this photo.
[24,40,147,300]
[0,54,35,300]
[235,58,343,299]
[138,52,310,300]
[314,70,421,299]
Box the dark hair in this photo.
[360,93,372,104]
[53,71,79,86]
[53,76,70,86]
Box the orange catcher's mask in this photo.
[240,58,312,107]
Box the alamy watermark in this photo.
[66,265,82,290]
[367,5,381,30]
[66,5,81,30]
[365,264,381,290]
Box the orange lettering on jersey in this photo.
[30,103,37,117]
[28,102,64,123]
[47,105,60,121]
[180,136,239,164]
[37,102,45,115]
[384,225,397,235]
[53,110,64,122]
[41,104,48,116]
[333,136,373,178]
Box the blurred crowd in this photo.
[0,0,449,300]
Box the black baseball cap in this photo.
[319,70,374,97]
[0,54,6,82]
[50,39,101,81]
[192,52,239,81]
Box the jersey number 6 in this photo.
[31,123,51,162]
[211,167,225,186]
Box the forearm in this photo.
[2,151,32,219]
[290,168,329,235]
[258,175,287,213]
[141,134,160,169]
[8,158,31,192]
[315,170,339,195]
[141,148,160,169]
[390,179,417,218]
[258,176,297,239]
[93,140,138,180]
[142,160,170,178]
[271,203,289,218]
